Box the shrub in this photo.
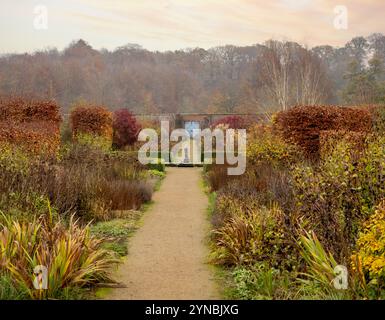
[75,132,113,152]
[60,121,72,144]
[0,121,60,155]
[247,125,301,168]
[231,263,293,300]
[70,104,113,142]
[274,106,372,158]
[105,150,146,175]
[351,200,385,297]
[205,164,237,192]
[112,109,141,149]
[211,165,295,225]
[212,204,294,269]
[205,124,297,193]
[370,105,385,134]
[0,97,61,123]
[0,97,61,156]
[293,135,385,260]
[98,179,152,213]
[0,207,118,299]
[148,169,165,178]
[0,142,153,222]
[0,143,30,174]
[0,144,58,218]
[319,130,367,159]
[52,144,153,220]
[212,189,257,229]
[211,170,279,222]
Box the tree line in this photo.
[0,33,384,114]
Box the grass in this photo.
[206,192,217,219]
[0,275,29,300]
[200,170,227,298]
[90,204,156,259]
[91,217,140,238]
[152,171,166,192]
[94,287,111,299]
[91,217,140,257]
[0,274,89,300]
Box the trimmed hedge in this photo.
[0,121,60,155]
[274,106,372,158]
[70,105,113,140]
[0,97,61,155]
[0,97,61,123]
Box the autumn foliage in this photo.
[70,104,113,140]
[211,115,250,129]
[274,106,372,158]
[112,109,141,149]
[0,97,61,154]
[319,130,367,158]
[0,97,61,123]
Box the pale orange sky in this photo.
[0,0,384,53]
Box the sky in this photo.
[0,0,384,53]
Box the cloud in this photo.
[1,0,385,52]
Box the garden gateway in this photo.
[137,120,247,176]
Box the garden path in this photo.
[107,167,219,299]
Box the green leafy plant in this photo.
[231,263,291,300]
[298,231,353,300]
[293,135,385,260]
[0,203,118,300]
[75,132,112,152]
[299,231,338,287]
[247,125,300,168]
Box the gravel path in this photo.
[107,167,219,300]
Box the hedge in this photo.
[274,106,372,158]
[0,97,61,155]
[70,105,113,140]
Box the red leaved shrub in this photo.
[274,106,372,158]
[112,109,141,149]
[70,104,113,139]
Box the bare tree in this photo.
[293,48,331,105]
[0,36,374,114]
[253,41,331,111]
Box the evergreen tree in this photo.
[342,57,385,105]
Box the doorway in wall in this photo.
[184,121,200,137]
